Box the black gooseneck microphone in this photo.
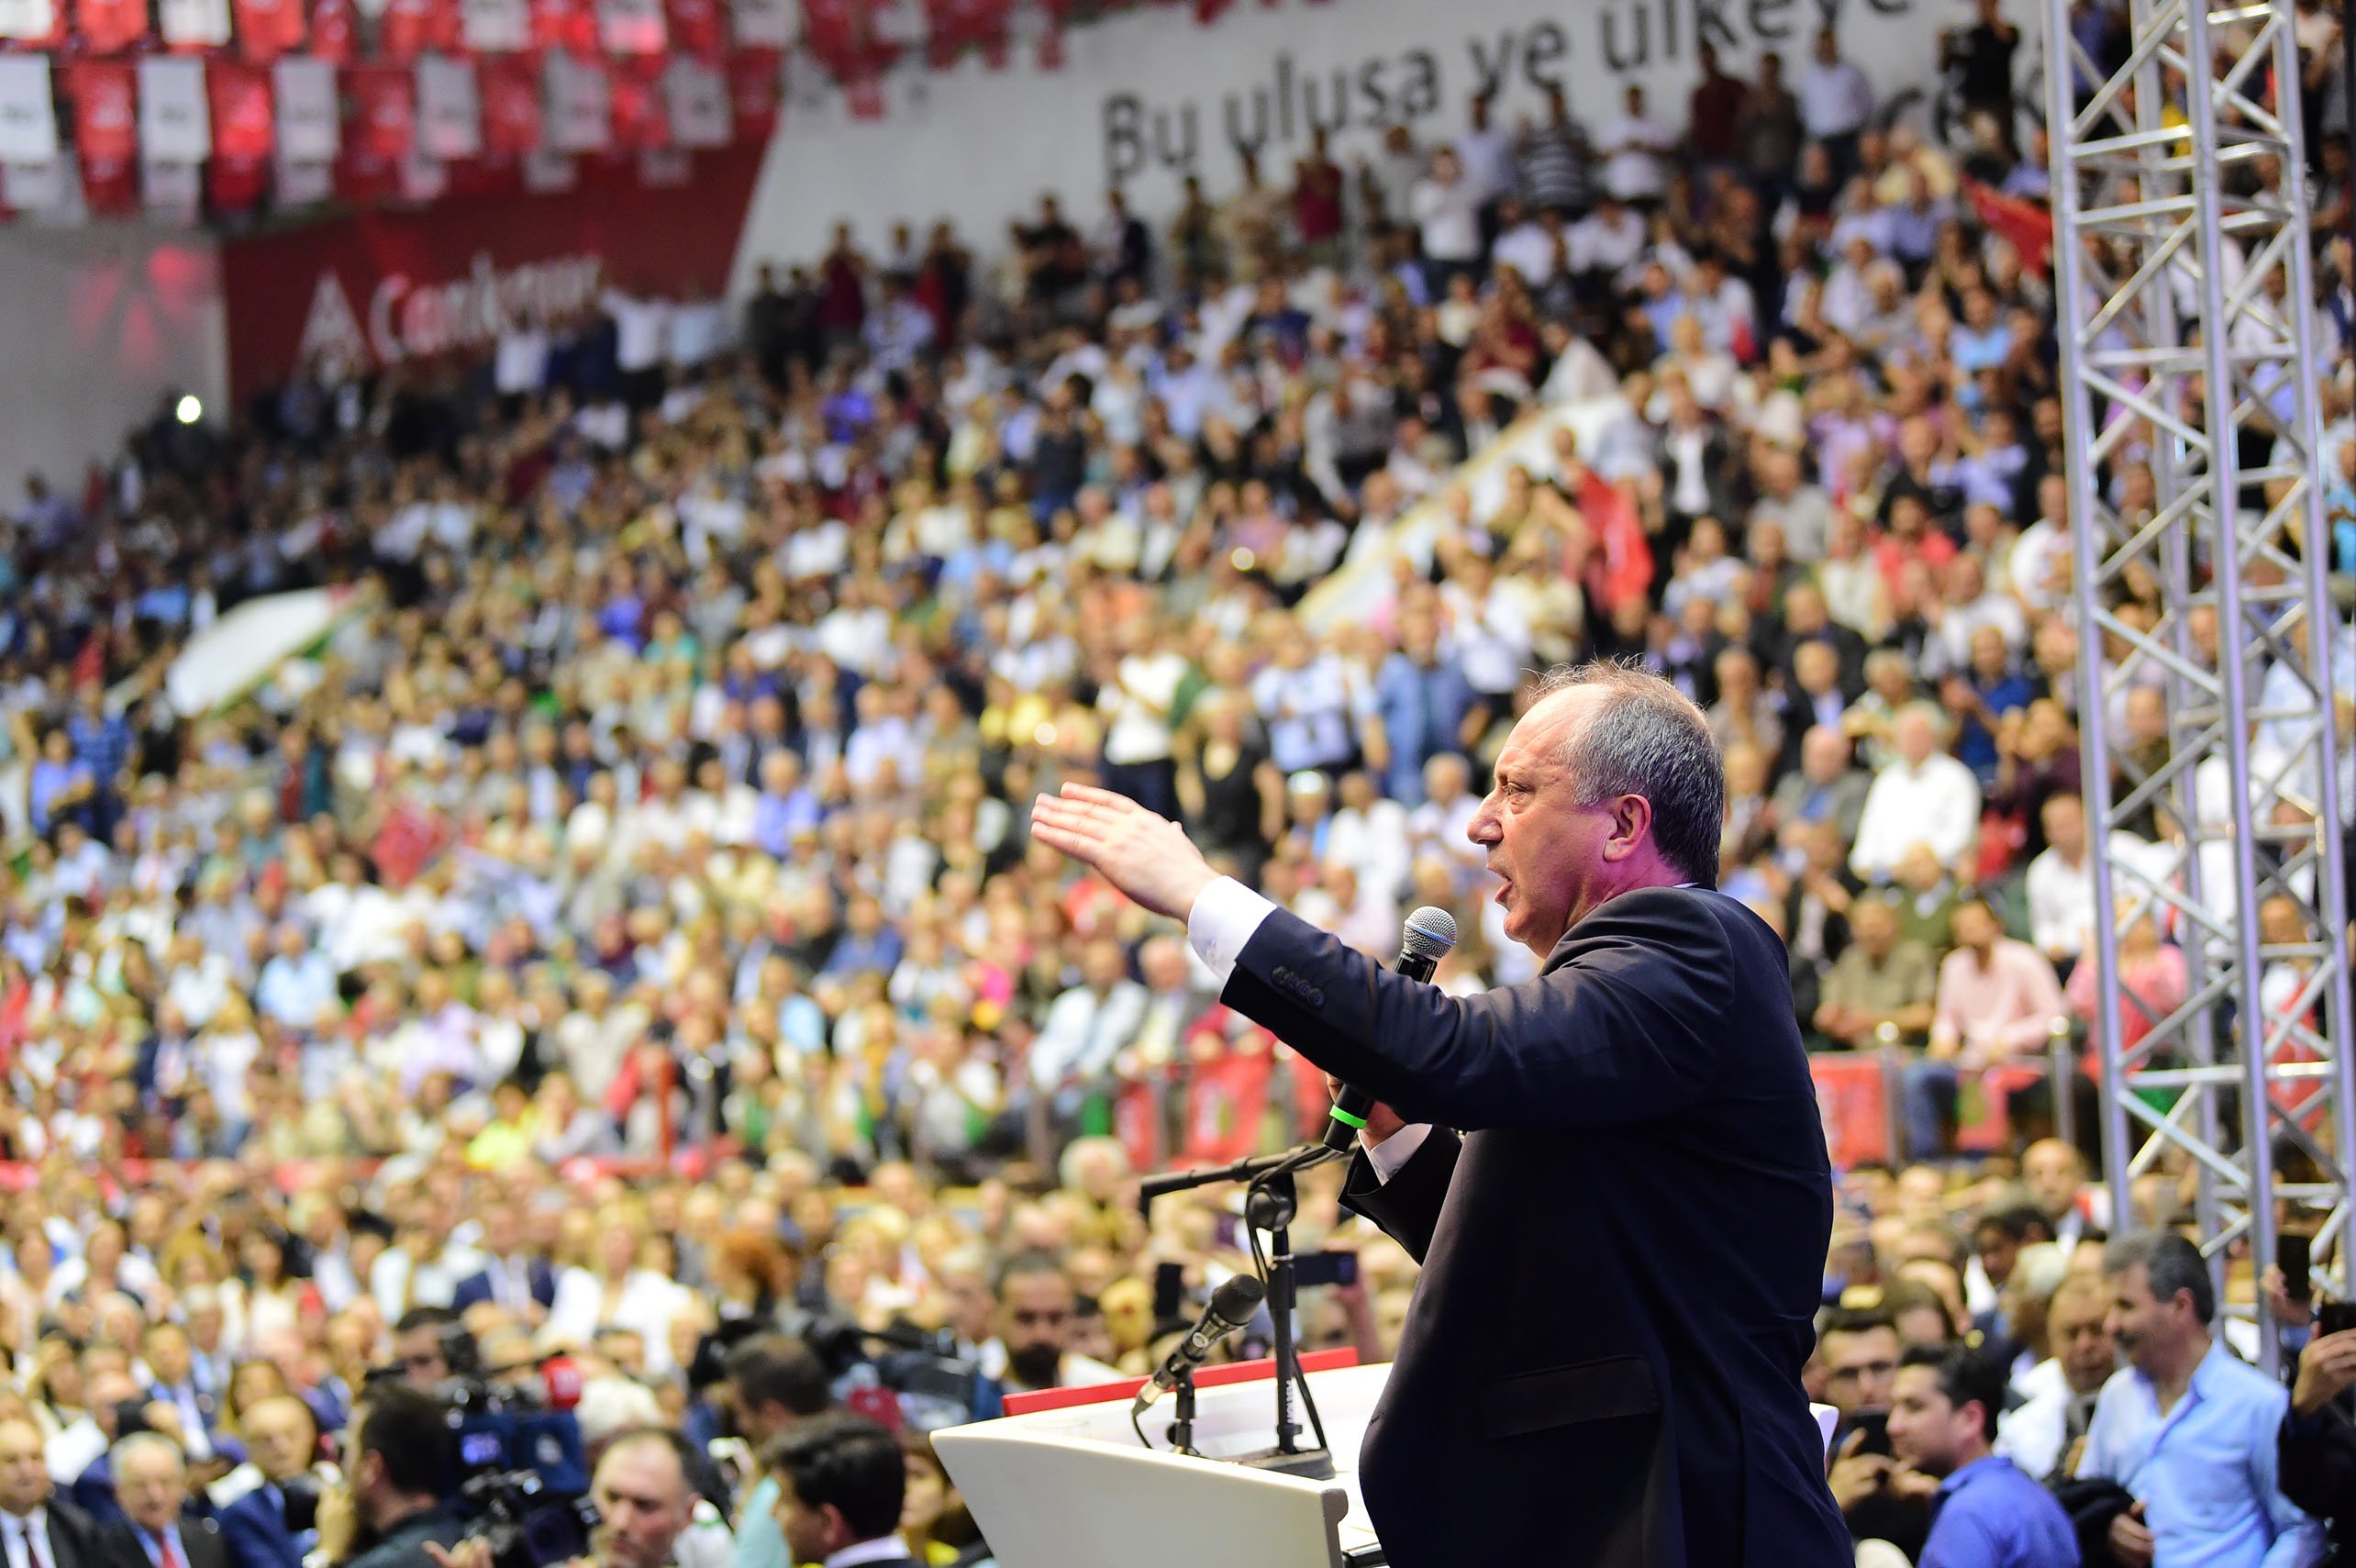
[1319,906,1458,1155]
[1133,1273,1268,1412]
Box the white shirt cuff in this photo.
[1185,875,1280,988]
[1363,1123,1433,1183]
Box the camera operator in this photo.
[764,1417,919,1568]
[716,1339,829,1568]
[425,1429,708,1568]
[390,1315,466,1392]
[317,1387,461,1568]
[210,1397,326,1568]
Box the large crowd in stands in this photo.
[0,0,2354,1563]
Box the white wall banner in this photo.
[157,0,231,47]
[732,0,1998,288]
[273,55,339,161]
[138,57,212,161]
[416,53,483,159]
[461,0,528,50]
[0,57,56,163]
[663,57,730,149]
[1,155,70,213]
[542,51,611,152]
[0,0,55,42]
[275,153,333,205]
[397,145,447,199]
[142,157,202,220]
[728,0,788,48]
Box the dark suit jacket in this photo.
[450,1258,556,1312]
[210,1484,302,1568]
[99,1516,228,1568]
[1222,884,1849,1568]
[36,1498,106,1568]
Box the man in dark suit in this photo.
[447,1206,555,1318]
[209,1397,320,1568]
[1032,662,1850,1568]
[766,1414,922,1568]
[98,1435,228,1568]
[0,1416,104,1568]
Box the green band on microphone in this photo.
[1328,1106,1369,1129]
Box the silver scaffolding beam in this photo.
[2045,0,2355,1367]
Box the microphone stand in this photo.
[1165,1365,1200,1457]
[1138,1144,1337,1480]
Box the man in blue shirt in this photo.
[1886,1343,2075,1568]
[2080,1231,2326,1568]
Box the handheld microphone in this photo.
[1321,906,1457,1155]
[1133,1273,1267,1412]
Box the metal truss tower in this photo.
[2045,0,2354,1365]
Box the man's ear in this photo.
[1602,793,1653,863]
[818,1502,852,1553]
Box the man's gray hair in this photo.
[110,1430,186,1474]
[1534,662,1724,887]
[2102,1230,2215,1326]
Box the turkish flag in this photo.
[378,0,456,60]
[82,152,139,212]
[308,0,353,59]
[477,54,539,153]
[923,0,1004,68]
[724,47,777,134]
[74,0,147,53]
[232,0,305,62]
[346,62,415,161]
[206,60,273,160]
[663,0,720,55]
[64,58,138,164]
[606,63,665,149]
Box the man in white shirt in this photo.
[1489,199,1563,289]
[1410,147,1484,290]
[602,288,671,410]
[2023,794,2164,970]
[1850,706,1984,881]
[1595,84,1676,205]
[1798,27,1875,178]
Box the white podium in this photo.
[934,1358,1842,1568]
[933,1359,1390,1568]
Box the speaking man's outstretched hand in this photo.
[1031,784,1220,921]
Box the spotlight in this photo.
[174,395,203,426]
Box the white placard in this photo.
[275,152,333,205]
[141,156,201,219]
[595,0,661,52]
[137,57,211,161]
[396,145,445,200]
[521,147,574,191]
[728,0,786,48]
[157,0,230,46]
[415,54,481,159]
[272,55,339,161]
[0,58,56,163]
[0,0,54,41]
[541,51,610,152]
[459,0,526,49]
[2,158,67,210]
[661,57,728,149]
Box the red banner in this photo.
[662,0,721,55]
[74,0,147,51]
[65,58,138,165]
[209,153,270,210]
[921,0,1005,68]
[724,48,777,133]
[606,64,665,149]
[308,0,353,59]
[206,60,275,161]
[231,0,304,61]
[346,63,416,161]
[220,139,762,396]
[529,0,595,54]
[378,0,457,59]
[477,56,540,155]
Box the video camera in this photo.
[361,1324,594,1568]
[690,1310,1002,1434]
